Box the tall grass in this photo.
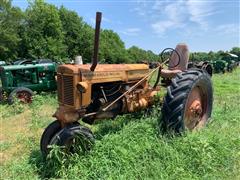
[0,70,239,179]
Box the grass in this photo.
[0,69,239,179]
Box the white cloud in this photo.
[133,0,218,35]
[215,24,240,35]
[102,17,111,23]
[120,28,141,36]
[186,0,215,29]
[90,16,111,25]
[151,0,187,35]
[151,21,175,35]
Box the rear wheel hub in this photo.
[184,86,207,130]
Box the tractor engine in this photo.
[41,12,214,156]
[54,64,158,125]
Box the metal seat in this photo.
[161,43,189,78]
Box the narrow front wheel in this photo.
[50,123,95,154]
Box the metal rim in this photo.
[49,127,93,154]
[64,133,92,153]
[16,91,32,103]
[184,83,208,130]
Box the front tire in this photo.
[40,120,62,155]
[50,123,95,154]
[160,69,213,133]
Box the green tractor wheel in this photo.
[160,69,213,133]
[8,87,34,104]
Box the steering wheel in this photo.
[160,48,181,69]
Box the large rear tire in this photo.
[160,69,213,133]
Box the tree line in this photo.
[0,0,239,64]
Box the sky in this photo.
[12,0,240,53]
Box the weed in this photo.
[0,69,239,179]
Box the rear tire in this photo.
[160,69,213,134]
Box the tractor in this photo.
[0,62,57,104]
[188,61,213,76]
[213,60,227,73]
[224,53,239,72]
[0,61,6,66]
[40,12,213,155]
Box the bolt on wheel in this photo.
[160,69,213,133]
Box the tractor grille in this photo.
[57,74,74,106]
[57,74,62,101]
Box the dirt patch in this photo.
[0,109,31,164]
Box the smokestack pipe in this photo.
[90,12,102,71]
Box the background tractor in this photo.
[212,59,227,73]
[41,12,213,156]
[212,53,239,73]
[188,61,213,76]
[0,61,57,104]
[0,61,6,66]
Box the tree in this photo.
[230,47,240,61]
[22,0,66,61]
[127,46,159,63]
[0,0,23,62]
[99,29,129,63]
[59,6,94,62]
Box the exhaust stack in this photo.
[90,12,102,71]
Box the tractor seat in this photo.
[161,43,189,78]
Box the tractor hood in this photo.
[57,64,150,82]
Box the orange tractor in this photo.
[41,12,213,155]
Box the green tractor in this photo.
[0,62,57,104]
[213,53,239,73]
[0,61,6,66]
[225,53,239,72]
[212,60,227,73]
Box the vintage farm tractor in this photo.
[0,62,57,104]
[213,60,227,73]
[40,12,213,155]
[188,61,213,76]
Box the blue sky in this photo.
[13,0,239,53]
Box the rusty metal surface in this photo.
[57,63,150,107]
[91,12,102,72]
[184,86,208,130]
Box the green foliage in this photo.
[0,0,23,62]
[59,6,94,62]
[0,0,239,64]
[127,46,159,63]
[190,47,240,63]
[21,0,66,61]
[100,29,129,63]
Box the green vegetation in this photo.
[1,0,239,64]
[0,69,239,179]
[0,0,158,63]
